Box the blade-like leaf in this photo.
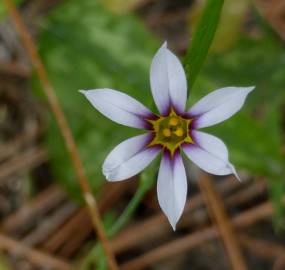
[184,0,224,92]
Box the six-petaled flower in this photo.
[80,42,254,230]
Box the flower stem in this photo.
[108,160,158,236]
[109,175,154,236]
[81,168,157,269]
[2,1,118,269]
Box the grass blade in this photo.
[184,0,224,92]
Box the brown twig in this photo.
[43,181,131,257]
[0,60,30,78]
[112,176,242,253]
[112,178,266,255]
[1,184,66,235]
[0,233,72,270]
[21,202,78,247]
[2,1,118,269]
[0,147,47,184]
[273,257,285,270]
[239,234,285,262]
[198,172,248,270]
[42,208,89,254]
[59,182,132,257]
[119,195,285,270]
[0,134,36,162]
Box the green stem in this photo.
[108,166,157,236]
[80,169,157,270]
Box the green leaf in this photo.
[188,0,249,53]
[184,0,224,91]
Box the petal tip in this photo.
[104,172,114,182]
[162,41,168,48]
[79,90,87,95]
[234,172,242,182]
[170,221,177,231]
[246,86,255,93]
[102,166,113,181]
[228,163,241,182]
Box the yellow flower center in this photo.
[148,109,193,156]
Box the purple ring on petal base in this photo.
[146,107,195,157]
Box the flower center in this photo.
[148,109,193,156]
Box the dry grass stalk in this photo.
[198,172,248,270]
[0,60,30,78]
[42,181,131,257]
[239,234,285,261]
[119,194,285,269]
[2,185,66,234]
[112,176,257,253]
[0,147,47,184]
[2,0,118,268]
[21,202,78,247]
[0,233,73,270]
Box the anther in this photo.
[162,128,171,137]
[174,128,184,137]
[169,117,178,126]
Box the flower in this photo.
[80,42,254,230]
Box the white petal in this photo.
[183,131,239,180]
[103,134,160,181]
[150,42,187,114]
[157,153,187,230]
[188,86,254,128]
[80,89,153,129]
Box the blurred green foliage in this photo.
[0,254,10,270]
[34,0,158,199]
[99,0,141,14]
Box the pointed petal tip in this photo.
[162,41,168,48]
[228,163,241,182]
[79,89,87,95]
[103,171,111,181]
[245,86,255,93]
[170,222,177,231]
[234,171,242,182]
[102,167,115,181]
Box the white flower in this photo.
[80,42,254,230]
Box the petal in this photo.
[188,86,254,128]
[150,42,187,114]
[103,134,160,181]
[157,153,187,230]
[183,131,239,180]
[80,89,153,129]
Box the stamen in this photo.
[147,108,193,156]
[174,128,184,137]
[162,128,171,137]
[169,117,178,126]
